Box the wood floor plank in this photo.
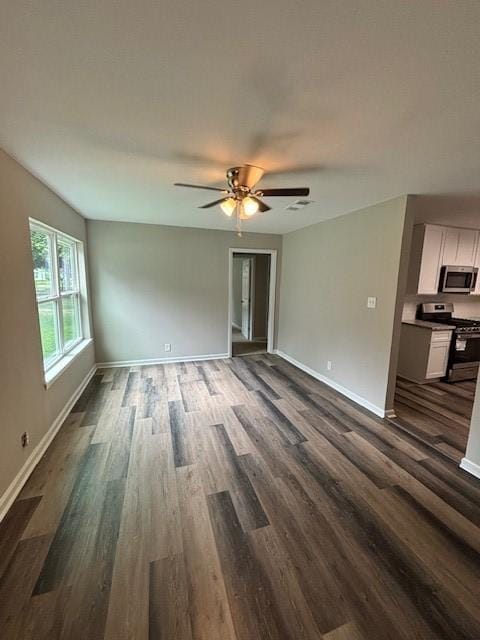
[207,490,290,640]
[176,465,237,640]
[103,418,151,640]
[0,497,41,579]
[149,554,193,640]
[209,424,269,531]
[0,534,52,637]
[58,478,126,640]
[248,525,324,640]
[33,442,110,595]
[324,622,364,640]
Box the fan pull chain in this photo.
[236,201,242,237]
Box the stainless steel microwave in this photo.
[439,265,478,293]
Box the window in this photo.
[30,221,85,371]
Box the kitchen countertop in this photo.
[402,319,456,331]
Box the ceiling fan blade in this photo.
[256,187,310,197]
[174,182,228,193]
[251,196,271,213]
[199,197,230,209]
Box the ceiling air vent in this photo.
[285,199,313,211]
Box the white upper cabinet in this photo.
[407,224,479,295]
[442,227,478,266]
[407,224,445,294]
[457,228,478,265]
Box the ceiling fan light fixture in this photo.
[242,196,259,217]
[220,197,236,217]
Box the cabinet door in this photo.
[442,228,459,265]
[442,228,478,266]
[418,225,445,294]
[426,342,450,379]
[456,229,478,265]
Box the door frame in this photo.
[228,248,277,358]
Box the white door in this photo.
[241,259,252,340]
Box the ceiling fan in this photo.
[174,165,310,235]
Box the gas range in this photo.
[418,303,480,334]
[442,318,480,335]
[417,302,480,381]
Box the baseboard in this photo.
[275,350,386,418]
[0,365,97,522]
[460,457,480,480]
[96,352,230,368]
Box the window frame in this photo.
[30,219,85,373]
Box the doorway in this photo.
[228,249,277,357]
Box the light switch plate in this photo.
[164,343,171,352]
[367,297,377,309]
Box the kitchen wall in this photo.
[277,196,408,415]
[411,195,480,229]
[87,220,281,364]
[0,149,95,513]
[403,294,480,321]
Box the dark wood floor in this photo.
[392,377,475,463]
[1,355,480,639]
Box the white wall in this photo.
[277,196,408,414]
[0,150,95,509]
[87,220,282,364]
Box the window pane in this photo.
[58,238,77,292]
[30,229,54,299]
[62,294,81,347]
[38,300,60,364]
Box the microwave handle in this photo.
[471,268,479,291]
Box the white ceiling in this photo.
[1,1,480,234]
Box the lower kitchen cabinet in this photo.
[398,323,452,383]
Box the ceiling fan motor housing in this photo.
[227,165,264,192]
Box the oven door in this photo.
[448,333,480,381]
[440,266,478,293]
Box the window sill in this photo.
[44,338,93,389]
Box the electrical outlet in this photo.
[21,432,29,448]
[164,343,171,352]
[367,296,377,309]
[327,360,332,371]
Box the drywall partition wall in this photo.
[384,198,415,413]
[87,220,282,364]
[0,149,95,513]
[277,196,408,415]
